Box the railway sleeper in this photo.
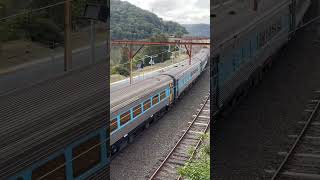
[286,163,320,175]
[172,152,190,159]
[157,171,176,179]
[167,158,186,166]
[171,154,189,161]
[278,170,320,180]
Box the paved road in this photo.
[0,42,107,95]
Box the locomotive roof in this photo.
[212,0,289,46]
[0,62,108,178]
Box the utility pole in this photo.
[64,0,72,71]
[129,45,133,85]
[90,20,96,63]
[253,0,259,11]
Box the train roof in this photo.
[0,62,108,178]
[212,0,288,46]
[110,75,172,113]
[159,54,203,77]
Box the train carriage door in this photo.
[169,82,174,104]
[211,55,220,111]
[289,0,297,38]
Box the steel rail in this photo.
[149,93,210,180]
[271,92,320,180]
[177,100,210,180]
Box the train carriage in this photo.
[110,75,174,152]
[211,0,311,111]
[0,62,109,180]
[109,48,210,154]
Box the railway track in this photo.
[265,90,320,180]
[149,93,210,180]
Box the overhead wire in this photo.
[0,0,72,22]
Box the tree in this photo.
[143,34,171,65]
[0,2,6,17]
[110,0,188,40]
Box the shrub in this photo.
[178,134,210,180]
[27,17,63,46]
[112,65,130,77]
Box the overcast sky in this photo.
[121,0,210,24]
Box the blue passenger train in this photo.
[211,0,311,112]
[110,48,209,154]
[0,63,110,180]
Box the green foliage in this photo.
[112,65,129,77]
[143,34,171,65]
[27,17,63,45]
[110,0,188,40]
[178,134,210,180]
[0,2,6,17]
[0,0,89,45]
[0,16,26,41]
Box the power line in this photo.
[0,0,71,21]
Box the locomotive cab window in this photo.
[32,155,66,180]
[133,104,142,118]
[152,95,159,105]
[160,91,166,101]
[120,110,131,125]
[72,136,101,177]
[110,118,118,133]
[143,99,151,110]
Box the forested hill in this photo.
[182,24,210,37]
[110,0,188,40]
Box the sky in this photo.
[121,0,210,24]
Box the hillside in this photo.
[182,24,210,37]
[110,0,188,40]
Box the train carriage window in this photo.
[266,27,271,40]
[277,19,282,31]
[133,105,142,118]
[160,91,166,101]
[110,118,118,133]
[72,136,101,177]
[32,155,66,180]
[120,110,131,125]
[152,95,159,105]
[143,99,151,111]
[272,22,277,34]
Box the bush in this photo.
[178,134,210,180]
[112,65,130,77]
[27,17,63,46]
[0,17,25,42]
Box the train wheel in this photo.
[128,135,134,144]
[145,121,150,129]
[111,145,119,155]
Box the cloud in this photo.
[120,0,210,24]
